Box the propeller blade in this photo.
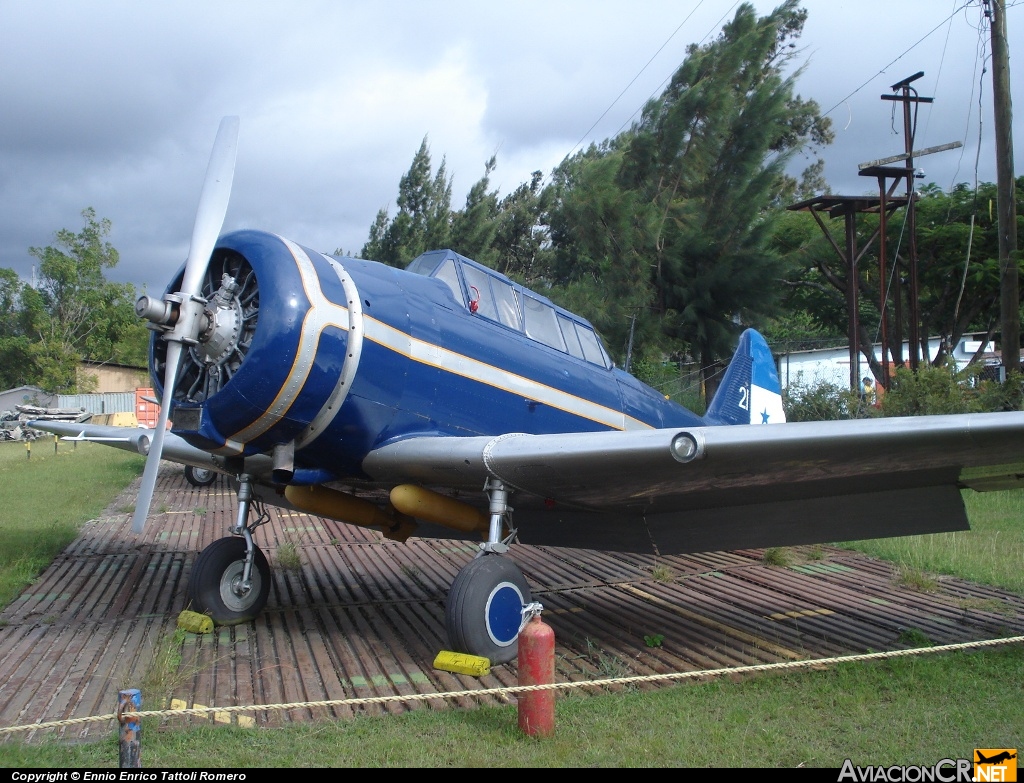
[180,115,239,298]
[132,342,182,533]
[131,117,239,533]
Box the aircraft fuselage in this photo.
[161,230,701,485]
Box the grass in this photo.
[0,440,144,607]
[276,541,301,570]
[0,648,1020,767]
[0,443,1021,766]
[649,562,675,582]
[138,628,205,708]
[840,489,1024,594]
[893,565,940,593]
[762,547,791,566]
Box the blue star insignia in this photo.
[761,409,770,423]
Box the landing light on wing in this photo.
[670,432,703,463]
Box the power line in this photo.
[564,0,736,161]
[820,2,974,119]
[608,1,742,141]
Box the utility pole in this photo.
[990,0,1019,374]
[882,72,929,370]
[624,310,637,373]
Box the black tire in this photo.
[445,554,531,664]
[187,537,271,625]
[184,465,217,487]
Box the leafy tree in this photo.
[355,3,835,398]
[766,209,854,348]
[623,0,832,399]
[0,268,38,389]
[541,2,831,397]
[544,145,665,363]
[775,177,1024,388]
[359,137,453,266]
[492,170,552,285]
[11,208,145,392]
[913,181,1011,364]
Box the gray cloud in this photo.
[1,0,1019,297]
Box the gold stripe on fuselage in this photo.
[360,315,651,432]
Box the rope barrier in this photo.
[2,634,1020,736]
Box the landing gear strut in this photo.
[444,479,532,663]
[186,474,271,625]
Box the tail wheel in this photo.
[183,465,217,487]
[445,554,530,664]
[187,536,270,625]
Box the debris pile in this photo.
[0,405,89,442]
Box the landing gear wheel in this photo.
[187,537,270,625]
[184,465,217,487]
[445,554,531,664]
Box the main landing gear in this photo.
[444,479,532,664]
[187,473,534,665]
[187,474,271,624]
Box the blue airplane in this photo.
[35,118,1024,664]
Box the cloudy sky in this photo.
[1,1,1020,295]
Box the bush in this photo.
[630,355,706,414]
[877,360,1023,416]
[976,369,1024,411]
[783,380,870,421]
[784,363,1023,421]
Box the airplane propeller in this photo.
[132,116,239,534]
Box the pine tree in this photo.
[622,0,832,398]
[359,137,453,267]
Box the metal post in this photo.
[118,688,142,768]
[878,175,891,390]
[845,209,859,390]
[903,106,922,370]
[882,73,933,371]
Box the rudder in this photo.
[703,329,785,425]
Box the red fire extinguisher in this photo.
[518,602,555,738]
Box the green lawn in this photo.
[842,490,1024,594]
[0,440,144,607]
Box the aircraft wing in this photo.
[33,413,1024,555]
[363,412,1024,554]
[29,420,232,475]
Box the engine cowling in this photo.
[153,230,359,461]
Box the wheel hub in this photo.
[485,581,525,646]
[219,560,260,612]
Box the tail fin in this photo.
[703,329,785,425]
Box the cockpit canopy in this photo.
[407,250,612,369]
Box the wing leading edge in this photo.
[29,420,248,477]
[363,412,1024,554]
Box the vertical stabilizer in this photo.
[703,329,785,425]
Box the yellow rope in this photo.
[2,634,1021,735]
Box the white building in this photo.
[776,336,999,391]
